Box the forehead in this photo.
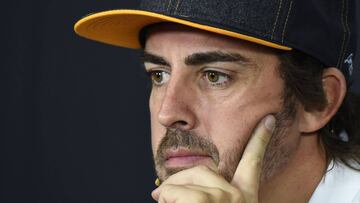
[144,23,276,56]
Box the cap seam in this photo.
[341,0,351,71]
[271,0,283,40]
[174,0,181,15]
[337,0,347,68]
[281,0,293,44]
[167,0,173,13]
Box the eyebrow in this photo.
[140,50,250,67]
[140,51,170,66]
[185,51,250,66]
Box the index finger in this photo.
[231,115,276,194]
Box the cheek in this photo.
[200,85,284,162]
[202,105,256,162]
[149,92,164,155]
[150,117,163,155]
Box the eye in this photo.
[148,70,170,86]
[204,70,230,87]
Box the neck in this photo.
[259,133,327,203]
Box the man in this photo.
[74,0,360,202]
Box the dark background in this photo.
[1,1,156,202]
[2,1,360,203]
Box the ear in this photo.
[299,67,347,133]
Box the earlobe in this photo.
[299,67,347,133]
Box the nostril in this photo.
[177,121,188,126]
[172,120,188,128]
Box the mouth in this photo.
[164,147,215,169]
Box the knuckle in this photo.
[209,188,224,198]
[198,193,209,202]
[250,157,262,167]
[161,184,176,194]
[190,190,209,202]
[242,154,262,167]
[211,188,230,202]
[158,185,180,202]
[209,188,243,203]
[227,187,244,203]
[231,192,245,203]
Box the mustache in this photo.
[155,128,220,166]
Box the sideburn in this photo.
[260,88,298,182]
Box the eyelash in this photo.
[146,69,170,86]
[145,69,232,88]
[202,70,231,87]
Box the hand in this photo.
[151,115,276,203]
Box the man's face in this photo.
[143,24,301,183]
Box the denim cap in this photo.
[74,0,360,93]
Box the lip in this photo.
[164,147,214,168]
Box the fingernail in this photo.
[264,115,276,132]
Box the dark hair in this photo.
[277,50,360,170]
[140,23,360,169]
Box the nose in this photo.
[157,76,197,131]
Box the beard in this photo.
[154,128,221,181]
[153,96,297,183]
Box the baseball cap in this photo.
[74,0,360,93]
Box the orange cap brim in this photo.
[74,10,292,50]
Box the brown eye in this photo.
[204,70,230,87]
[151,71,163,83]
[149,71,170,86]
[206,71,220,82]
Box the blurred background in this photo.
[1,1,156,202]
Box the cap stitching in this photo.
[281,0,293,44]
[167,0,173,13]
[177,14,190,18]
[174,0,181,15]
[337,0,347,68]
[342,0,351,70]
[271,0,283,40]
[180,13,270,38]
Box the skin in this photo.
[143,24,347,203]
